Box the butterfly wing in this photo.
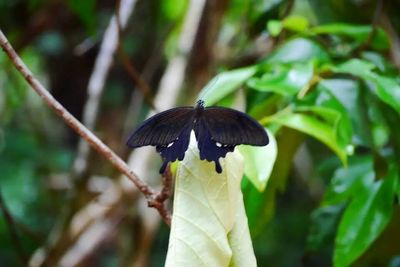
[126,107,195,148]
[126,107,195,173]
[156,121,193,173]
[194,117,235,173]
[193,106,268,173]
[203,107,268,146]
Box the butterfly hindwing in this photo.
[126,107,195,148]
[194,117,236,173]
[156,122,192,173]
[203,107,268,146]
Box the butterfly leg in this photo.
[214,160,222,173]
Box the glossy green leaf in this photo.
[361,51,395,73]
[311,23,389,50]
[334,59,400,114]
[238,129,277,192]
[368,74,400,114]
[266,38,330,64]
[198,66,258,105]
[299,86,354,149]
[323,156,374,205]
[248,62,313,96]
[312,23,372,42]
[334,165,398,267]
[318,78,371,147]
[166,138,256,267]
[334,58,375,76]
[270,112,347,164]
[295,104,351,151]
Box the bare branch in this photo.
[0,29,172,218]
[149,167,173,224]
[114,0,157,110]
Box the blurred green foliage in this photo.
[1,0,400,267]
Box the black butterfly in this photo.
[126,100,268,173]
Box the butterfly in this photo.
[126,100,269,174]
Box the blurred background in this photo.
[1,0,400,266]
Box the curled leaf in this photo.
[165,137,257,267]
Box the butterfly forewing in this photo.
[126,107,195,148]
[203,107,268,146]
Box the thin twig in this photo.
[355,0,384,54]
[72,0,138,177]
[117,46,157,110]
[114,0,157,110]
[0,29,171,221]
[149,167,173,225]
[0,188,28,266]
[156,166,173,202]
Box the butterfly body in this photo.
[127,100,268,173]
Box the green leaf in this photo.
[318,78,371,147]
[311,23,390,51]
[68,0,96,34]
[198,66,258,105]
[370,28,391,51]
[161,0,188,21]
[367,74,400,114]
[238,129,277,192]
[282,15,309,32]
[267,20,283,36]
[270,112,347,164]
[361,51,396,73]
[323,156,374,205]
[248,62,313,96]
[307,205,342,251]
[298,86,354,149]
[311,23,372,42]
[334,165,398,267]
[243,128,304,236]
[334,58,375,76]
[295,105,351,151]
[266,38,330,64]
[334,59,400,114]
[166,138,256,266]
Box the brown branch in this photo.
[0,188,28,266]
[0,29,170,221]
[149,166,173,225]
[117,46,157,110]
[156,166,174,202]
[114,0,157,111]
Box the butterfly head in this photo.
[196,99,205,109]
